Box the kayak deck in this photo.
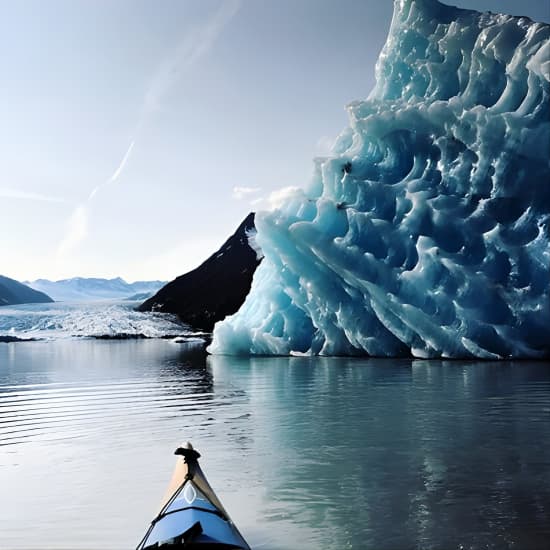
[137,444,250,550]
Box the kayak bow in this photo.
[137,443,251,550]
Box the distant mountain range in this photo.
[139,213,261,331]
[0,275,53,306]
[26,277,166,302]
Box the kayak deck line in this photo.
[150,505,226,524]
[136,443,251,550]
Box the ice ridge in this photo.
[209,0,550,359]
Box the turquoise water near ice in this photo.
[1,339,549,549]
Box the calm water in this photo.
[1,340,549,550]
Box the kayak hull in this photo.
[137,445,250,550]
[140,507,248,548]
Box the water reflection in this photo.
[0,342,549,550]
[0,340,225,550]
[0,341,215,448]
[208,356,550,550]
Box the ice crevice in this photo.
[209,0,550,358]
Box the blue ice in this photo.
[209,0,550,359]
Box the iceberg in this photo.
[209,0,550,359]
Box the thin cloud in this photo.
[267,186,302,209]
[143,0,241,114]
[233,186,262,200]
[89,140,135,200]
[245,186,303,210]
[60,139,136,256]
[57,205,88,257]
[0,187,65,203]
[108,140,135,183]
[58,2,241,259]
[250,196,265,206]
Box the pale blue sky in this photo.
[1,0,548,282]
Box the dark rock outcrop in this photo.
[0,275,54,306]
[138,213,261,331]
[0,335,41,342]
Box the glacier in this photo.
[0,302,199,341]
[209,0,550,359]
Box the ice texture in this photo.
[0,302,198,341]
[209,0,550,359]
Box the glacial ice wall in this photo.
[210,0,550,359]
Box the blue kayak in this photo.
[137,444,251,550]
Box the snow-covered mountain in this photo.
[26,277,166,302]
[0,275,53,306]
